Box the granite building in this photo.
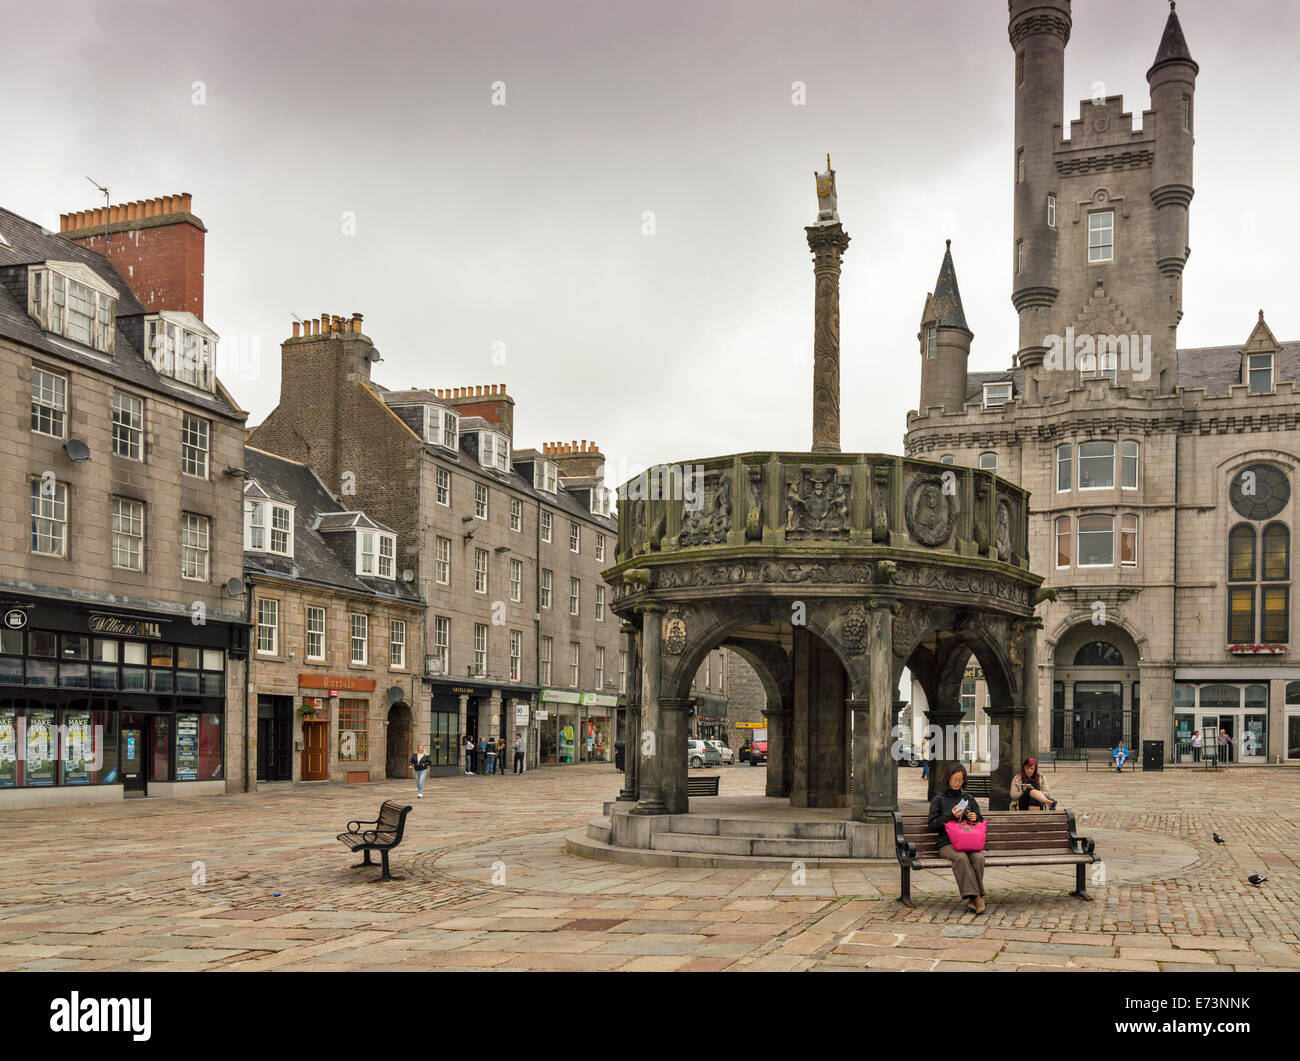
[0,196,249,806]
[905,2,1300,764]
[246,318,626,772]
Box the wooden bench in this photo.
[686,776,720,797]
[337,799,412,880]
[892,810,1098,907]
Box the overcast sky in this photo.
[6,0,1299,482]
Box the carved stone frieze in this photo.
[871,464,890,543]
[663,610,687,655]
[889,562,1033,609]
[904,473,957,548]
[994,497,1015,560]
[785,466,852,538]
[744,467,763,542]
[840,603,869,653]
[679,472,732,546]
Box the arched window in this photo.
[1120,514,1138,567]
[1056,445,1071,492]
[1077,514,1114,566]
[1229,524,1256,581]
[1228,524,1256,643]
[1055,516,1071,568]
[1121,440,1139,489]
[1074,642,1124,666]
[1078,441,1114,489]
[940,454,955,465]
[1262,523,1289,580]
[1229,522,1288,644]
[1262,523,1290,643]
[979,452,998,474]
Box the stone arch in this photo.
[1046,613,1148,663]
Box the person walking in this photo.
[1191,730,1202,763]
[410,744,432,798]
[920,737,930,781]
[1009,757,1057,810]
[464,735,476,775]
[1217,728,1233,765]
[496,735,507,776]
[513,733,525,774]
[485,736,497,776]
[928,763,986,914]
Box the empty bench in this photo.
[891,810,1098,907]
[686,776,720,797]
[963,775,990,798]
[337,799,412,881]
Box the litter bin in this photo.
[614,740,625,773]
[1142,740,1164,772]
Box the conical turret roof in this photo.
[930,240,970,332]
[1148,2,1197,78]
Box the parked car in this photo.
[687,739,722,769]
[705,739,734,765]
[747,739,768,765]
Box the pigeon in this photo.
[1247,874,1267,887]
[1213,833,1225,845]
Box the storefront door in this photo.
[122,724,145,796]
[301,720,329,781]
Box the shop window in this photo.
[338,699,368,761]
[199,713,223,779]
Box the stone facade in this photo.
[905,4,1300,764]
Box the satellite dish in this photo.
[224,577,246,598]
[401,568,415,583]
[63,439,91,463]
[367,348,382,362]
[387,685,405,704]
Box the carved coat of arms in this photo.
[663,612,687,655]
[785,467,851,537]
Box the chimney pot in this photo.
[180,193,193,213]
[292,322,301,338]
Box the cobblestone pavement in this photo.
[0,764,1297,971]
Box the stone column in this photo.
[659,698,691,814]
[864,602,897,822]
[457,693,468,767]
[618,623,640,801]
[926,708,964,801]
[1021,618,1042,759]
[849,697,871,821]
[765,705,792,798]
[630,609,667,815]
[806,220,851,454]
[487,691,502,744]
[984,705,1024,811]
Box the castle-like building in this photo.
[905,1,1300,764]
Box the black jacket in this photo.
[927,788,983,848]
[410,754,432,771]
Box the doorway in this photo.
[257,696,293,781]
[386,703,411,779]
[301,720,329,781]
[121,722,146,797]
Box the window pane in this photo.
[1055,517,1071,567]
[1078,441,1115,488]
[1121,441,1139,489]
[1262,587,1288,643]
[1263,524,1289,580]
[1228,587,1255,643]
[1120,514,1137,566]
[1229,526,1256,581]
[1056,446,1071,491]
[28,631,57,657]
[1077,515,1114,566]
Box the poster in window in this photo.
[62,710,92,783]
[0,710,15,787]
[26,709,55,785]
[176,714,199,781]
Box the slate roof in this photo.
[1178,341,1300,394]
[965,368,1023,404]
[0,206,243,421]
[1148,5,1197,77]
[242,447,423,605]
[930,241,970,332]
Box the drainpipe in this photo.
[242,577,253,794]
[534,492,543,769]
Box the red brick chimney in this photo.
[60,193,206,319]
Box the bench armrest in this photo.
[1063,808,1096,856]
[347,818,378,833]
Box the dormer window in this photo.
[144,312,217,391]
[28,262,117,354]
[357,530,397,579]
[983,382,1013,408]
[478,431,510,472]
[1247,353,1274,394]
[424,406,459,451]
[591,487,611,517]
[244,497,295,557]
[534,460,559,494]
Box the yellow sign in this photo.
[735,721,766,728]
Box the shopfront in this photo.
[0,601,235,804]
[580,694,616,762]
[429,691,462,776]
[1173,682,1268,763]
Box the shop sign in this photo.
[3,609,27,631]
[299,674,376,692]
[88,614,162,639]
[735,721,765,728]
[541,689,581,704]
[448,685,479,695]
[585,703,609,717]
[581,692,619,707]
[514,703,529,725]
[535,709,549,720]
[963,666,984,680]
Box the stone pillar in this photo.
[618,621,640,801]
[864,604,896,822]
[486,692,502,743]
[790,627,811,807]
[630,609,667,815]
[659,698,691,814]
[984,705,1025,811]
[1021,618,1042,759]
[457,693,468,766]
[849,697,871,821]
[926,709,964,801]
[806,220,851,454]
[765,705,792,798]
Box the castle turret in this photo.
[1146,1,1198,280]
[918,240,973,415]
[1009,0,1071,380]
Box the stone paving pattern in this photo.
[1,764,1297,971]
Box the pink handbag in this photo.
[945,819,988,852]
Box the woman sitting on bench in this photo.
[928,763,987,915]
[1010,757,1057,811]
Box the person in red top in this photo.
[1009,758,1057,811]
